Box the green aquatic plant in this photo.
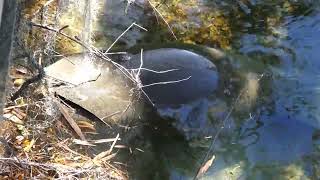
[148,0,233,49]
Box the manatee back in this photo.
[123,48,219,105]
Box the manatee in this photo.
[123,48,219,106]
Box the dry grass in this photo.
[1,75,127,179]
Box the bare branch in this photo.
[136,49,144,81]
[128,68,179,74]
[147,0,177,40]
[141,76,191,88]
[104,22,147,53]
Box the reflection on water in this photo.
[207,4,320,180]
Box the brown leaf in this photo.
[3,113,24,124]
[196,155,215,179]
[77,120,96,131]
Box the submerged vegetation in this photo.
[144,0,313,49]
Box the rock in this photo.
[45,54,139,122]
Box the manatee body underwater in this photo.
[123,48,219,106]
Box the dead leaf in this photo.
[3,113,24,124]
[11,109,26,120]
[15,66,29,75]
[196,155,216,179]
[77,120,96,131]
[16,124,29,136]
[23,139,35,152]
[14,97,25,106]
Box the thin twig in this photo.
[104,22,147,53]
[91,138,122,144]
[141,76,191,88]
[56,143,89,159]
[127,48,193,106]
[101,111,122,120]
[107,133,120,155]
[136,49,144,80]
[3,104,28,111]
[147,0,177,40]
[128,68,179,74]
[104,52,127,55]
[30,22,89,48]
[93,134,120,162]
